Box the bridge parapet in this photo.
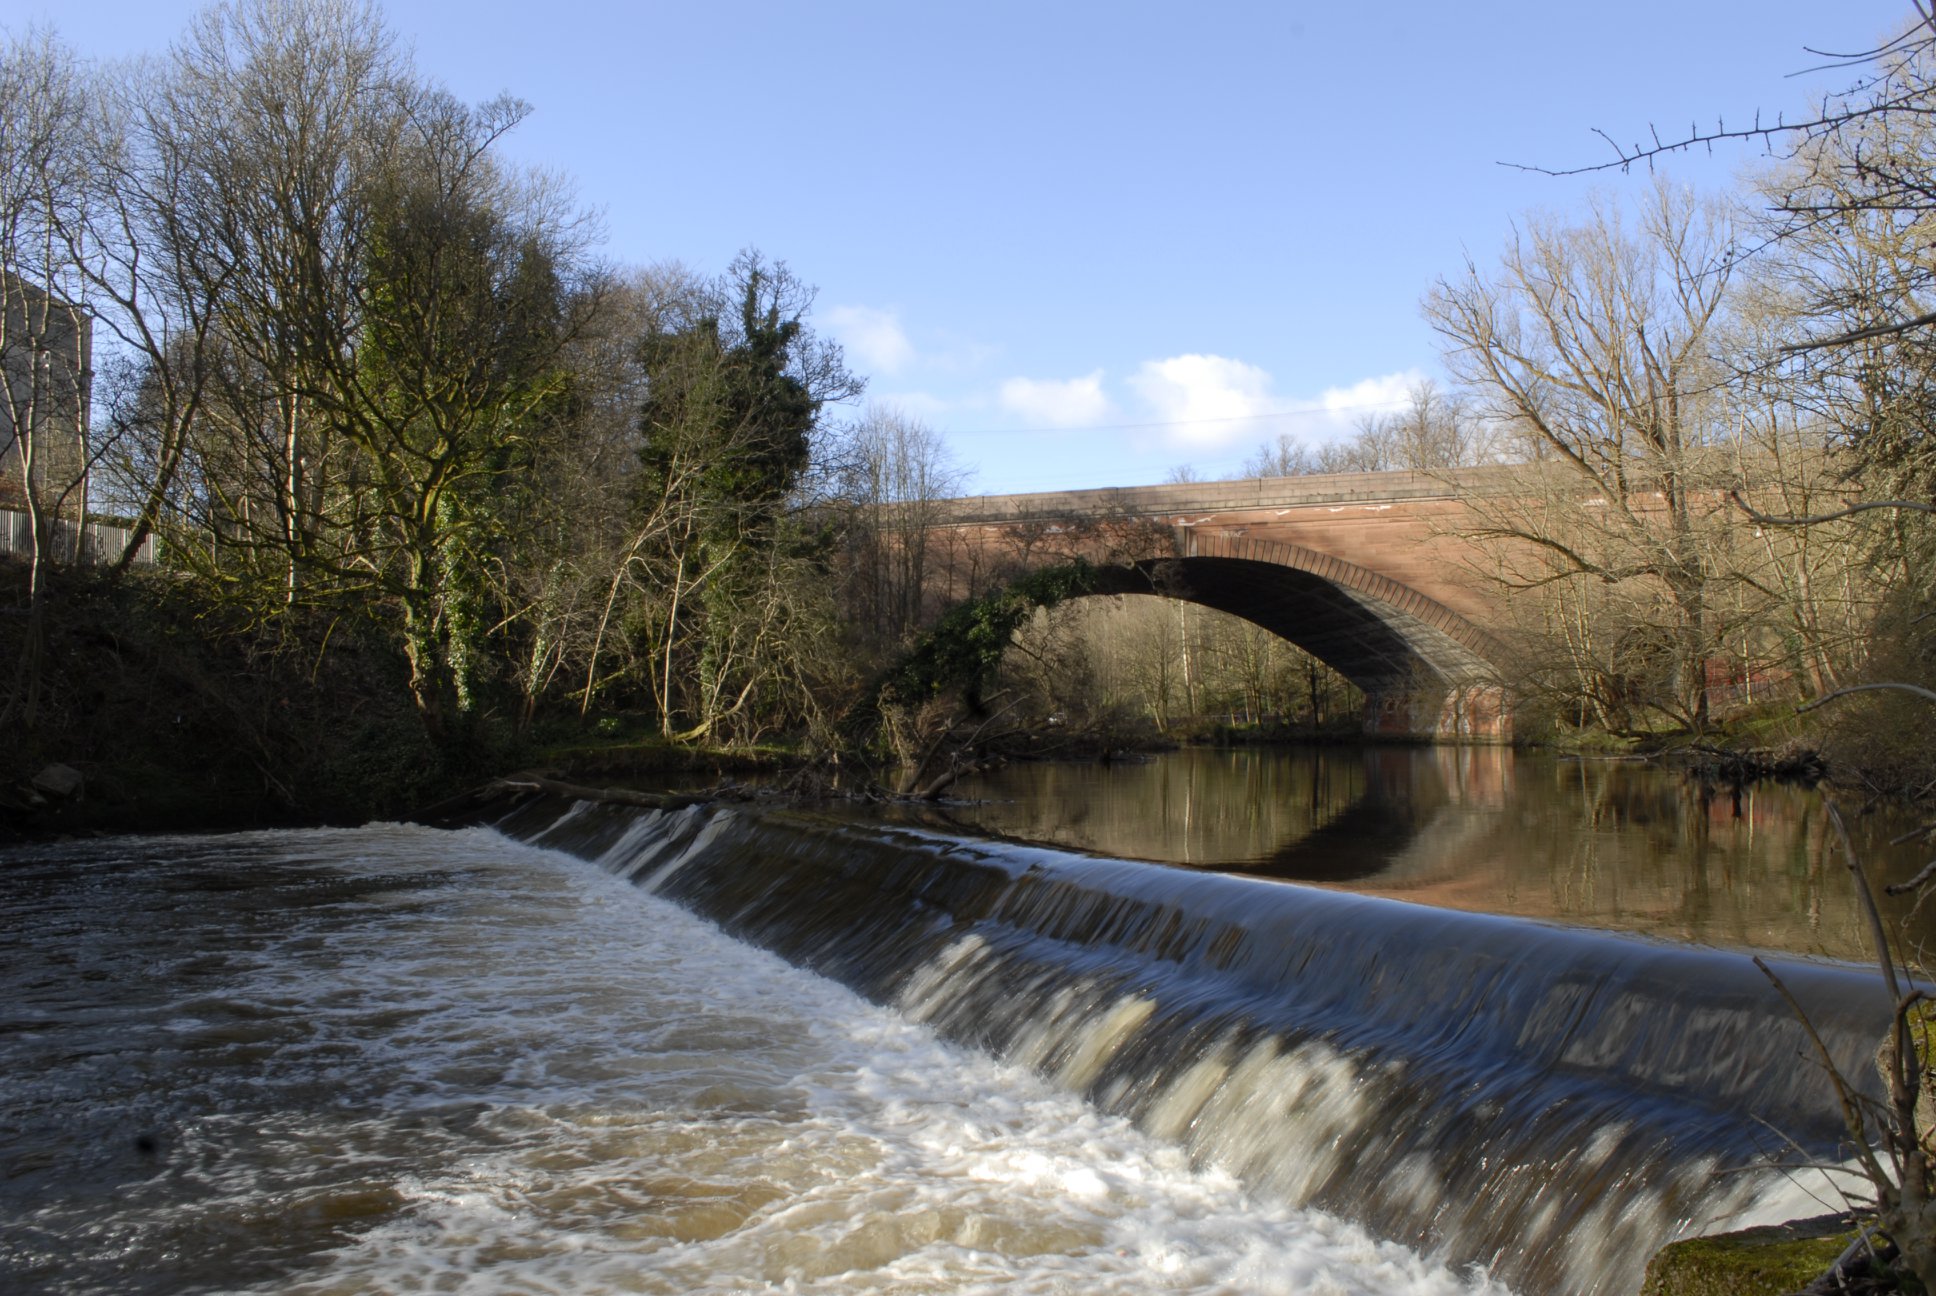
[939,465,1518,524]
[925,468,1521,741]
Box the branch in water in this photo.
[1886,858,1936,897]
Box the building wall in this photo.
[0,275,92,520]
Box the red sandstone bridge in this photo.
[926,467,1517,740]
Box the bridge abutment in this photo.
[1363,682,1513,743]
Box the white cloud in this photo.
[866,389,953,423]
[998,370,1111,427]
[1125,360,1429,452]
[1313,369,1424,435]
[1127,354,1276,446]
[825,305,915,376]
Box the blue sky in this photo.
[15,0,1915,493]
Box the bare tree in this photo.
[1351,380,1499,472]
[1427,182,1738,731]
[0,30,96,729]
[1238,433,1349,479]
[841,403,967,645]
[1235,382,1493,481]
[151,0,412,600]
[494,266,679,727]
[1534,6,1936,493]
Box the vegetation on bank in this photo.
[0,566,440,837]
[3,0,1936,844]
[1640,1216,1873,1296]
[7,9,1936,1294]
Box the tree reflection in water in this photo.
[924,747,1932,962]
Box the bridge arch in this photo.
[1077,529,1510,739]
[931,472,1522,738]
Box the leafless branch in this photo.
[1754,955,1892,1188]
[1798,683,1936,714]
[1504,7,1936,193]
[1887,859,1936,897]
[1826,799,1907,1009]
[1730,491,1935,526]
[1777,308,1936,351]
[1891,823,1936,848]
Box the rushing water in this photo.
[499,794,1880,1296]
[1,824,1504,1296]
[2,748,1912,1296]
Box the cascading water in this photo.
[501,794,1891,1296]
[2,823,1497,1296]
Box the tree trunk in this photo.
[400,592,456,745]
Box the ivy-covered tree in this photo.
[342,91,598,742]
[611,252,860,739]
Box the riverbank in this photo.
[0,563,812,844]
[4,560,1925,846]
[0,568,436,842]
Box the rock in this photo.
[1640,1214,1867,1296]
[29,764,83,800]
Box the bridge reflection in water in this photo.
[926,746,1932,963]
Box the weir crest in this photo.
[495,795,1886,1296]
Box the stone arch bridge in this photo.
[922,467,1518,740]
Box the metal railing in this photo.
[0,509,157,566]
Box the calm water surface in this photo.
[937,746,1933,963]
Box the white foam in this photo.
[215,825,1507,1296]
[0,822,1510,1295]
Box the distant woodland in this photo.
[4,1,1936,824]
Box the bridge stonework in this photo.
[930,469,1517,741]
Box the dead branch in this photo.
[411,771,718,822]
[1755,955,1893,1189]
[1828,800,1907,1009]
[487,771,717,810]
[1889,859,1936,897]
[906,696,1024,800]
[1892,823,1936,848]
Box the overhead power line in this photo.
[943,395,1416,439]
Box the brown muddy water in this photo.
[932,746,1935,962]
[0,825,1503,1296]
[1,747,1915,1295]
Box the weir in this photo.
[491,795,1889,1296]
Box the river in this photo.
[934,745,1933,963]
[0,747,1915,1294]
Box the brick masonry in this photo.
[928,468,1519,740]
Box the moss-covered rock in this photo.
[1640,1214,1865,1296]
